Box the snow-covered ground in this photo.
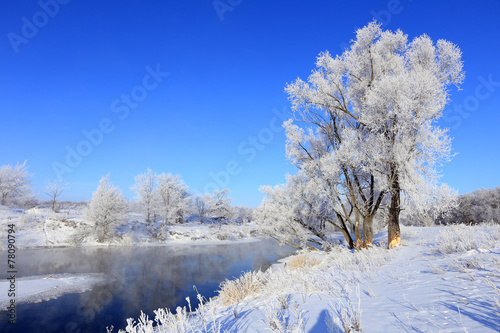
[111,223,500,333]
[2,204,499,332]
[0,273,108,309]
[0,204,260,249]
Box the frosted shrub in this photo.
[217,271,266,306]
[115,308,197,333]
[436,224,500,254]
[437,225,476,253]
[110,295,222,333]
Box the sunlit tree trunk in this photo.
[363,214,374,248]
[388,168,401,248]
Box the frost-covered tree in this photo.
[44,179,67,212]
[283,21,463,248]
[156,173,190,224]
[279,119,386,249]
[256,174,342,250]
[0,161,33,206]
[130,169,157,223]
[193,193,212,224]
[234,205,253,224]
[84,175,127,242]
[209,189,233,224]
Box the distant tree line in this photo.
[436,187,500,225]
[130,168,250,226]
[0,161,254,243]
[85,170,253,242]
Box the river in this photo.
[0,239,294,333]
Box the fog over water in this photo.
[1,239,294,333]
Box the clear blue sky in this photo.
[1,0,499,207]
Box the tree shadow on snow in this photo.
[309,309,342,333]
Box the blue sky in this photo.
[1,0,499,207]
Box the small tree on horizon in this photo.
[85,175,127,243]
[45,179,67,212]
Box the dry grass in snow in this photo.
[217,271,266,306]
[286,254,322,271]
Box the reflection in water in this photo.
[0,239,294,333]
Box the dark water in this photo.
[0,239,294,333]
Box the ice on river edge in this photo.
[0,273,108,309]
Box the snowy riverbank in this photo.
[0,205,260,249]
[111,224,500,332]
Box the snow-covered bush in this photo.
[84,175,127,243]
[109,293,222,333]
[435,224,500,254]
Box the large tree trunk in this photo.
[353,208,363,250]
[363,214,374,248]
[388,170,401,249]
